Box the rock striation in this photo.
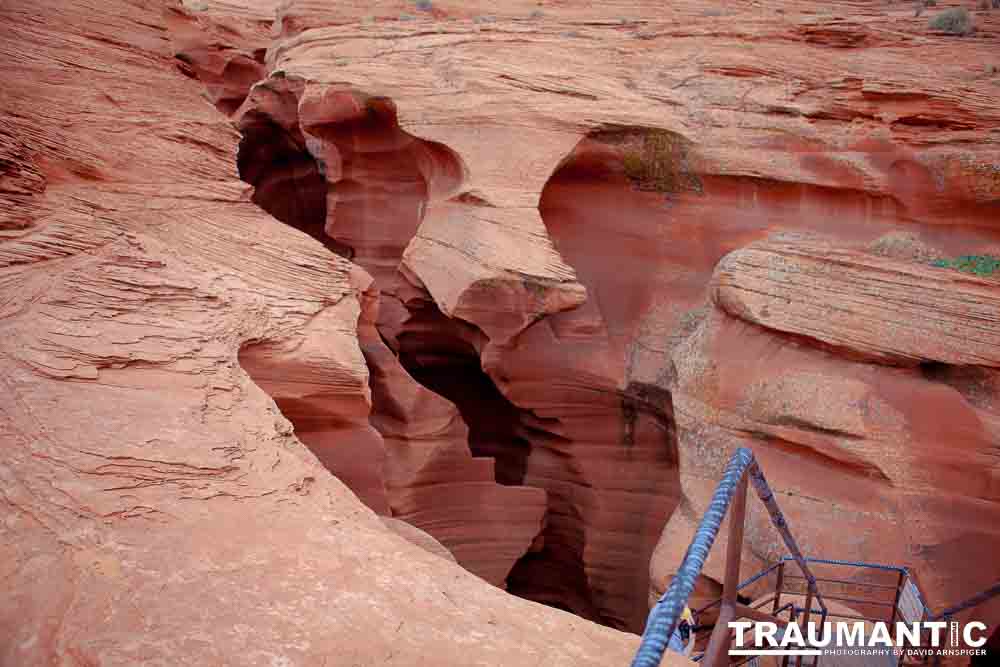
[713,239,1000,367]
[0,0,649,663]
[138,0,1000,637]
[3,0,1000,661]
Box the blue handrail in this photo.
[630,447,828,667]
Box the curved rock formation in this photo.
[664,237,1000,590]
[380,516,457,562]
[237,267,391,514]
[0,0,647,663]
[231,74,553,586]
[713,238,1000,367]
[5,0,1000,661]
[190,16,683,625]
[169,0,1000,636]
[359,278,548,586]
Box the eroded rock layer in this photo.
[0,0,646,664]
[714,239,1000,367]
[171,0,1000,635]
[4,0,1000,659]
[226,70,553,586]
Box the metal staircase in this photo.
[630,448,999,667]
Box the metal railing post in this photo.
[798,587,814,667]
[724,472,749,604]
[629,448,832,667]
[890,570,905,626]
[703,471,749,667]
[773,561,785,615]
[748,464,829,623]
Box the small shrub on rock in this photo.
[929,8,974,35]
[617,129,702,195]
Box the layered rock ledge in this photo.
[714,239,1000,367]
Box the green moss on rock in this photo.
[931,255,1000,276]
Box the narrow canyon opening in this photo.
[228,85,684,634]
[236,111,340,253]
[394,304,533,489]
[12,6,1000,660]
[389,291,607,621]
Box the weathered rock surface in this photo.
[169,0,1000,636]
[5,0,1000,660]
[665,252,1000,617]
[0,0,649,663]
[359,280,548,586]
[380,516,457,562]
[713,238,1000,367]
[227,69,553,585]
[401,202,588,346]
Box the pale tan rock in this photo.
[400,203,588,345]
[713,239,1000,367]
[380,516,457,562]
[0,0,646,664]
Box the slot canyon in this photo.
[3,0,1000,664]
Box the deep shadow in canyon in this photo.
[230,88,684,633]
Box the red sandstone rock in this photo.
[4,0,1000,661]
[400,202,588,345]
[713,238,1000,367]
[238,277,391,514]
[228,70,551,585]
[380,516,457,562]
[664,302,1000,625]
[0,0,650,664]
[172,0,1000,636]
[166,2,271,114]
[359,280,547,586]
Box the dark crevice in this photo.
[231,76,681,632]
[506,539,603,624]
[236,89,466,284]
[236,114,355,258]
[169,14,639,626]
[396,299,533,488]
[237,338,390,515]
[394,292,605,622]
[622,381,679,457]
[233,83,561,590]
[531,129,688,632]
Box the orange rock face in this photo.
[0,0,641,663]
[4,0,1000,661]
